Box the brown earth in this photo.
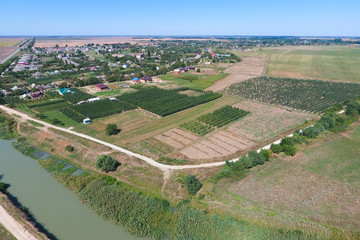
[0,47,18,62]
[228,101,317,142]
[180,130,255,160]
[155,128,198,149]
[205,56,266,92]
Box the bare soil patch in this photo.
[205,56,266,92]
[180,130,255,160]
[155,128,199,149]
[0,47,18,62]
[228,101,316,142]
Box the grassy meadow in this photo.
[208,123,360,234]
[236,46,360,82]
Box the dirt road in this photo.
[0,204,39,240]
[0,105,296,171]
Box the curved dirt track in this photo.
[0,105,233,171]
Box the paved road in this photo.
[0,105,294,171]
[0,204,39,240]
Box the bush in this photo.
[260,149,271,161]
[282,145,297,156]
[0,182,10,193]
[184,175,202,195]
[65,145,74,152]
[105,123,120,135]
[196,68,200,73]
[271,144,282,153]
[96,155,119,173]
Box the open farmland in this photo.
[236,45,360,83]
[76,96,241,146]
[205,56,266,92]
[0,37,24,47]
[208,123,360,233]
[227,101,316,142]
[227,77,360,113]
[34,36,151,47]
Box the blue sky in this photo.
[1,0,359,36]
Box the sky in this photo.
[0,0,359,36]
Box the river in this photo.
[0,139,141,240]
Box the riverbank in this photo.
[1,117,329,240]
[0,193,49,240]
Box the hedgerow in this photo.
[228,77,360,113]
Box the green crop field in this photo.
[236,46,360,83]
[159,73,228,90]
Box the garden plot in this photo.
[154,128,199,149]
[180,130,255,160]
[227,101,316,142]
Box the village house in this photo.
[94,83,109,91]
[140,76,153,83]
[31,91,45,99]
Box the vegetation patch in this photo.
[117,86,222,117]
[228,77,360,113]
[180,105,249,136]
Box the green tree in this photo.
[185,175,202,195]
[96,155,119,172]
[270,144,282,154]
[105,123,119,135]
[65,145,74,152]
[0,182,10,193]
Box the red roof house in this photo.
[94,83,109,91]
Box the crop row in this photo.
[60,100,136,122]
[198,105,249,128]
[228,77,360,113]
[180,105,249,136]
[180,120,214,136]
[117,87,222,117]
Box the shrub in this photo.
[270,144,282,153]
[0,182,10,193]
[96,155,119,173]
[105,123,120,135]
[282,145,297,156]
[184,175,202,195]
[260,149,271,161]
[65,145,74,152]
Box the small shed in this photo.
[83,118,91,124]
[132,78,139,83]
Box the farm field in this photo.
[236,45,360,83]
[208,123,360,233]
[159,73,228,90]
[34,36,151,47]
[76,96,241,146]
[0,37,24,47]
[227,101,316,142]
[0,47,18,62]
[205,56,266,92]
[227,77,360,113]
